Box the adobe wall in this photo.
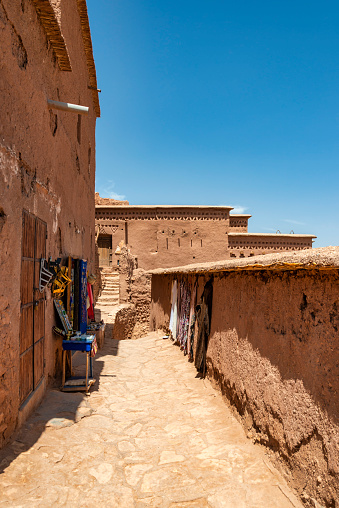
[228,234,313,259]
[114,246,152,340]
[96,204,315,271]
[128,218,231,269]
[0,0,97,448]
[95,193,129,206]
[96,206,233,270]
[149,259,339,507]
[118,245,137,303]
[92,244,102,303]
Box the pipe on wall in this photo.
[47,99,89,115]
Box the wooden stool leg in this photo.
[62,350,66,388]
[85,352,89,392]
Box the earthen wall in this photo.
[95,204,315,271]
[0,0,98,447]
[127,219,231,269]
[149,259,339,507]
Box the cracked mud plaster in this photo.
[150,263,339,507]
[0,208,6,234]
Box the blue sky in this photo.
[87,1,339,247]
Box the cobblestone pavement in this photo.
[0,332,302,507]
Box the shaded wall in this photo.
[150,269,339,507]
[0,0,97,448]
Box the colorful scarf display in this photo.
[168,277,213,376]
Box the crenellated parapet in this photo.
[96,205,232,222]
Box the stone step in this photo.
[96,299,119,304]
[95,302,119,307]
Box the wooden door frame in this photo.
[19,210,46,405]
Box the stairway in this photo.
[94,268,121,340]
[96,268,120,307]
[94,268,119,322]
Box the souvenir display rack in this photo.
[51,257,101,393]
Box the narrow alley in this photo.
[0,333,302,508]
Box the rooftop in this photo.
[228,232,317,238]
[148,246,339,275]
[96,205,234,210]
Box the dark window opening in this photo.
[76,155,80,173]
[88,145,91,174]
[77,114,81,144]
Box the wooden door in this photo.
[19,211,46,404]
[98,234,112,266]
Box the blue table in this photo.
[61,335,96,392]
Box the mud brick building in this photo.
[0,0,100,448]
[95,194,316,270]
[149,247,339,507]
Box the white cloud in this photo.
[230,205,248,214]
[282,219,306,226]
[109,191,126,200]
[262,227,279,232]
[96,180,126,201]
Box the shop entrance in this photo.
[19,210,46,405]
[98,234,112,267]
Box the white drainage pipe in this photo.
[47,99,89,115]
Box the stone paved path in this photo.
[0,332,302,507]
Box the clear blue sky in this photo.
[87,1,339,247]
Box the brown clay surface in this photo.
[149,245,339,274]
[0,0,98,448]
[149,247,339,507]
[0,332,302,507]
[95,192,129,206]
[95,200,315,270]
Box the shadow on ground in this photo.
[0,338,120,474]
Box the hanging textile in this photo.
[194,278,213,377]
[177,280,191,354]
[87,282,95,320]
[187,279,197,361]
[169,279,178,340]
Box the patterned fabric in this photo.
[90,337,98,357]
[194,278,213,377]
[187,281,197,361]
[169,280,178,340]
[177,281,191,354]
[87,282,95,320]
